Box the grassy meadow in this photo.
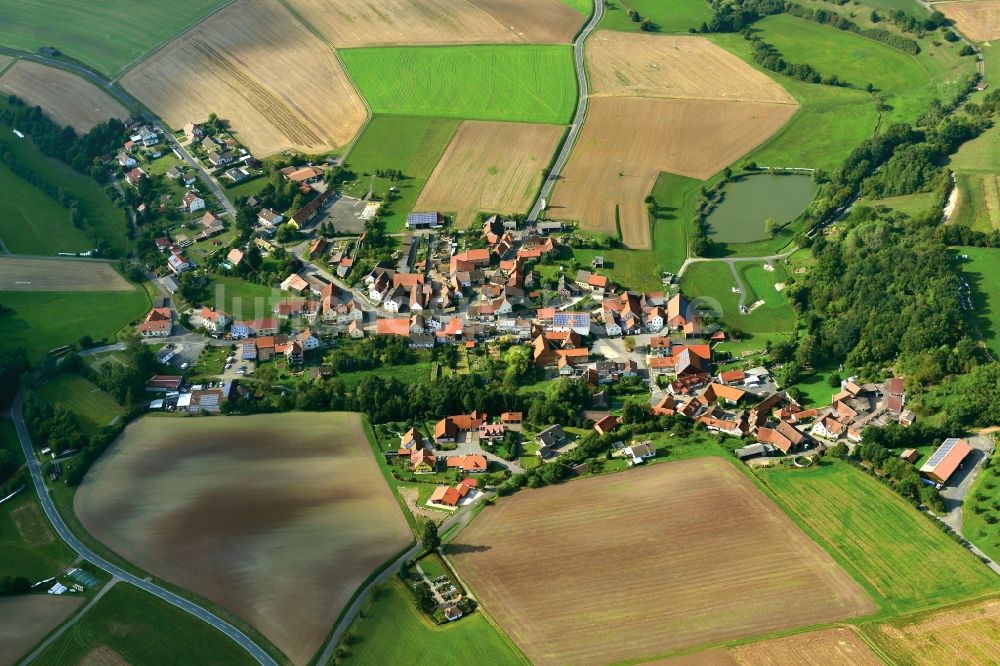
[599,0,713,34]
[0,482,75,581]
[956,246,1000,359]
[682,260,797,336]
[0,162,92,255]
[0,121,129,256]
[32,583,256,666]
[339,116,460,233]
[338,577,529,666]
[0,288,152,359]
[757,462,997,614]
[340,45,577,125]
[39,374,123,437]
[0,0,230,77]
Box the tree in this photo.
[412,581,437,614]
[419,519,440,551]
[764,218,777,238]
[623,336,636,352]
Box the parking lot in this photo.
[311,193,367,235]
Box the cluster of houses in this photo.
[184,121,261,184]
[388,418,497,479]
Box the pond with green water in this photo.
[706,174,817,244]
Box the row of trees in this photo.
[786,3,921,55]
[1,96,124,178]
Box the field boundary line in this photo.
[0,56,17,78]
[111,0,242,82]
[273,0,372,156]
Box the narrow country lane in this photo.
[527,0,605,221]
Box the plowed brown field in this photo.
[0,257,132,291]
[415,121,564,226]
[933,1,1000,41]
[732,627,881,665]
[0,61,128,132]
[449,457,874,666]
[285,0,583,48]
[865,599,1000,665]
[122,0,367,156]
[550,97,797,247]
[74,413,411,666]
[586,32,797,104]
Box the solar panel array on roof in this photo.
[925,437,961,468]
[406,212,439,228]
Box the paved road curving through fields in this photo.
[527,0,604,222]
[7,392,278,666]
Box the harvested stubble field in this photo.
[285,0,583,48]
[449,457,873,666]
[0,61,128,133]
[933,0,1000,41]
[122,0,367,156]
[0,257,131,292]
[0,594,84,665]
[863,599,1000,665]
[730,627,881,665]
[415,121,564,226]
[74,413,411,666]
[550,97,796,247]
[586,32,797,104]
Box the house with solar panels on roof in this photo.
[406,211,444,229]
[920,438,974,485]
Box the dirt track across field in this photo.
[415,121,564,226]
[549,97,797,247]
[0,60,129,132]
[122,0,367,156]
[0,256,132,292]
[586,32,797,104]
[932,1,1000,41]
[449,457,873,666]
[74,413,411,666]
[285,0,583,47]
[0,594,84,665]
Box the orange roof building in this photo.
[921,438,973,485]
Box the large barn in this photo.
[920,438,973,485]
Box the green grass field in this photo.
[32,582,256,665]
[681,260,796,336]
[339,577,528,665]
[0,162,92,255]
[956,246,1000,359]
[0,0,230,77]
[712,35,880,172]
[599,0,713,33]
[340,46,576,125]
[0,478,75,580]
[750,15,934,125]
[558,0,592,15]
[0,289,151,359]
[757,461,997,614]
[39,374,123,437]
[964,452,1000,563]
[337,362,434,390]
[866,191,937,219]
[951,172,1000,233]
[0,120,129,256]
[951,121,1000,174]
[650,172,698,274]
[205,273,289,322]
[340,116,460,233]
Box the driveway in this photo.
[940,435,996,532]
